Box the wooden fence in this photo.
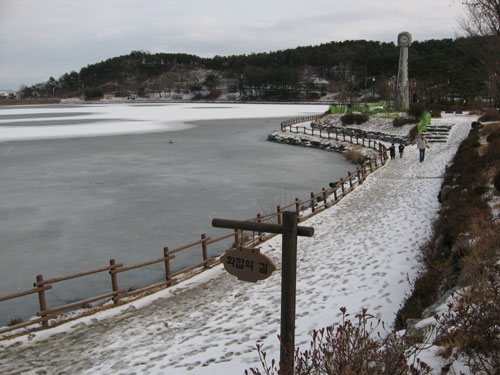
[280,122,386,150]
[0,115,388,339]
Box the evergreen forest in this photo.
[18,37,497,107]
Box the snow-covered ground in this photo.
[0,111,474,375]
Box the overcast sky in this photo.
[0,0,464,90]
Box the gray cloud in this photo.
[0,0,463,90]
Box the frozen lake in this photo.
[0,103,353,326]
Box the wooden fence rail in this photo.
[0,114,387,339]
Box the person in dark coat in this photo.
[398,143,405,158]
[389,143,396,160]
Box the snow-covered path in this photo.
[0,114,473,375]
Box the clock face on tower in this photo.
[398,32,412,47]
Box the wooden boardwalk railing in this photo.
[0,114,388,339]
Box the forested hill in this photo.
[20,37,488,105]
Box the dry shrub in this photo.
[246,308,431,375]
[341,113,369,125]
[483,138,500,166]
[486,132,500,143]
[478,109,500,122]
[438,265,500,374]
[456,224,500,286]
[393,117,413,127]
[445,130,482,187]
[394,265,441,330]
[494,169,500,192]
[479,122,500,137]
[344,150,365,164]
[408,125,418,141]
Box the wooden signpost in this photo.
[220,246,276,282]
[212,212,314,375]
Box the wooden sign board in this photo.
[221,246,276,283]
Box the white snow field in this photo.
[0,111,474,375]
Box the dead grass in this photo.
[344,150,365,165]
[479,122,500,137]
[478,108,500,122]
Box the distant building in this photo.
[0,90,16,99]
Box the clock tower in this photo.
[395,32,412,110]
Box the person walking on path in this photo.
[389,143,396,160]
[417,134,429,162]
[398,143,405,158]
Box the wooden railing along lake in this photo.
[0,115,388,339]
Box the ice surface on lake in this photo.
[0,103,328,141]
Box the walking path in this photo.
[0,114,473,375]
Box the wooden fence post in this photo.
[322,188,327,207]
[333,186,338,201]
[295,198,300,216]
[234,230,240,246]
[280,212,299,375]
[277,205,282,225]
[109,260,120,305]
[357,168,362,184]
[257,214,263,240]
[36,275,49,327]
[163,247,171,280]
[201,234,209,268]
[310,192,315,213]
